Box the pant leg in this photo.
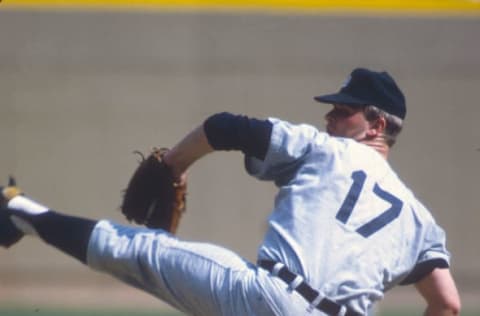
[86,220,275,316]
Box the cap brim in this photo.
[314,93,368,107]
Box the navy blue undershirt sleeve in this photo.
[21,211,97,265]
[203,112,273,161]
[399,258,449,285]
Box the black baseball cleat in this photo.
[0,176,24,248]
[0,207,24,248]
[0,176,22,207]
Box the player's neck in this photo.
[360,139,390,159]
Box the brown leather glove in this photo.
[121,148,186,233]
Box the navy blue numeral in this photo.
[336,170,366,224]
[336,170,403,237]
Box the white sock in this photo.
[7,196,49,215]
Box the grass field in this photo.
[1,307,479,316]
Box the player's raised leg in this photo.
[0,177,276,316]
[87,219,276,315]
[0,177,97,262]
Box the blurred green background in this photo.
[1,1,479,315]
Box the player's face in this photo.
[325,104,370,140]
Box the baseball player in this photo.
[0,68,460,315]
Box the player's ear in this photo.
[366,116,387,138]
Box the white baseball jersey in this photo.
[86,118,449,315]
[247,118,450,313]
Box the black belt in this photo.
[258,260,360,316]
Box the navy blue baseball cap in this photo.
[314,68,406,119]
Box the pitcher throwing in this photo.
[0,68,460,315]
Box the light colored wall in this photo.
[0,9,479,310]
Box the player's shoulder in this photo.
[319,135,386,167]
[405,190,437,222]
[268,117,320,136]
[267,117,329,146]
[382,173,438,226]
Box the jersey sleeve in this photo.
[203,112,273,160]
[400,218,451,285]
[244,118,323,182]
[418,222,450,264]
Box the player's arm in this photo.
[2,113,269,260]
[162,124,214,182]
[163,112,272,179]
[414,267,461,316]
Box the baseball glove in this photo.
[120,148,186,233]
